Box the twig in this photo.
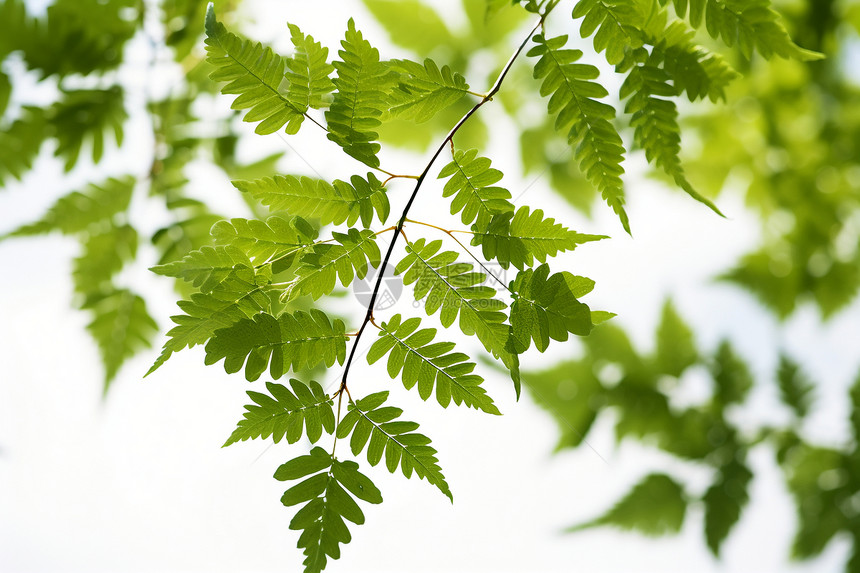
[337,16,546,391]
[404,218,512,293]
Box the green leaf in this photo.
[151,203,224,276]
[210,216,318,273]
[783,444,845,559]
[709,341,752,408]
[225,380,335,446]
[0,70,10,117]
[568,473,688,536]
[81,288,158,391]
[621,54,723,216]
[522,358,605,450]
[528,33,629,234]
[361,0,452,54]
[396,239,521,397]
[204,6,305,135]
[509,263,595,352]
[331,459,383,504]
[703,454,752,555]
[286,23,336,111]
[234,173,389,228]
[484,0,509,21]
[0,0,30,60]
[326,19,395,168]
[437,148,514,229]
[337,391,453,500]
[276,454,381,573]
[21,0,138,78]
[777,355,814,419]
[0,106,47,187]
[388,59,471,123]
[472,206,606,270]
[572,0,646,66]
[48,86,126,171]
[204,309,348,381]
[673,0,823,61]
[591,310,616,325]
[146,275,272,376]
[396,238,504,331]
[73,224,138,295]
[653,300,697,377]
[658,20,737,102]
[150,246,258,293]
[368,314,500,415]
[274,446,333,481]
[4,176,134,238]
[283,228,380,302]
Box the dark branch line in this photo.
[337,16,546,393]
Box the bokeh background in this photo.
[1,0,859,571]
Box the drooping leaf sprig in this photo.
[143,1,821,570]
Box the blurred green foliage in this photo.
[681,0,860,319]
[0,0,857,570]
[0,0,267,390]
[527,301,860,566]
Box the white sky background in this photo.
[1,0,859,571]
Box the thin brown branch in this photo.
[338,15,545,389]
[403,218,512,293]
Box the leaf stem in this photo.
[404,218,512,293]
[330,389,344,458]
[338,15,545,389]
[374,225,397,236]
[304,112,328,132]
[376,167,421,182]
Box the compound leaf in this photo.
[777,355,814,419]
[4,176,134,238]
[396,238,521,396]
[326,19,395,168]
[388,58,471,123]
[283,228,381,302]
[204,309,348,381]
[210,216,318,273]
[572,0,646,66]
[337,391,452,500]
[81,288,158,391]
[703,454,753,555]
[528,33,629,234]
[658,20,737,102]
[275,449,381,573]
[234,173,389,228]
[286,23,336,111]
[568,473,688,536]
[73,224,138,295]
[672,0,823,61]
[621,54,722,215]
[205,6,305,135]
[225,380,336,446]
[509,263,594,353]
[150,245,258,293]
[437,148,514,229]
[146,275,272,376]
[368,314,500,415]
[472,206,606,270]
